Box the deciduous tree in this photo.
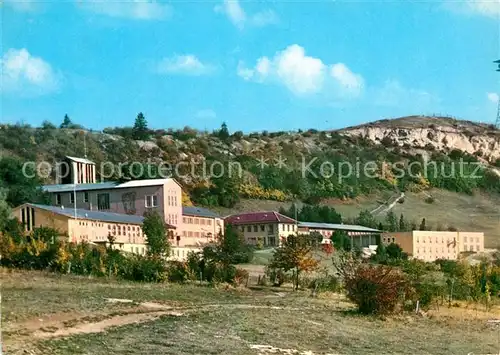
[269,234,320,290]
[142,211,170,258]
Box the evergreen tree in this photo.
[419,218,427,231]
[377,222,384,231]
[60,114,72,128]
[386,243,408,260]
[132,112,149,140]
[217,122,230,141]
[332,230,352,251]
[399,213,407,232]
[355,210,377,229]
[385,211,398,232]
[375,239,388,262]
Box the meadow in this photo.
[2,268,499,355]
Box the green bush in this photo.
[119,255,168,283]
[204,261,237,284]
[309,275,341,293]
[166,261,189,283]
[265,266,289,287]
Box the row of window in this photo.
[182,231,213,238]
[57,192,90,205]
[241,224,275,233]
[166,191,178,207]
[383,237,396,243]
[280,224,296,232]
[183,217,213,226]
[247,236,277,246]
[167,214,178,225]
[463,237,481,243]
[78,221,104,227]
[56,192,158,211]
[21,207,36,231]
[464,244,481,252]
[416,236,480,244]
[107,224,142,232]
[418,247,456,254]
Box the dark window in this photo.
[260,225,265,231]
[84,192,89,203]
[247,226,251,232]
[97,193,110,210]
[253,225,258,232]
[70,192,75,204]
[56,194,62,205]
[21,208,26,229]
[31,207,35,229]
[26,207,31,231]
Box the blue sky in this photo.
[1,0,499,132]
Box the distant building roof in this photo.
[182,206,220,218]
[65,156,96,165]
[42,178,178,193]
[225,211,297,225]
[42,182,118,193]
[21,203,175,228]
[298,221,381,233]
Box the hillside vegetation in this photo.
[1,114,499,242]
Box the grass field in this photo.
[2,268,500,355]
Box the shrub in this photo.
[344,264,411,314]
[413,281,446,309]
[204,261,237,284]
[424,196,435,204]
[119,255,168,283]
[234,268,249,286]
[309,275,340,293]
[265,266,289,287]
[166,261,189,283]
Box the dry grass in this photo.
[2,269,499,355]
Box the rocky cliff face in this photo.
[341,124,500,162]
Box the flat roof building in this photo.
[382,230,485,262]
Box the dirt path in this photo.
[33,310,183,339]
[3,297,310,354]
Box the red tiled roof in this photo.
[224,211,297,225]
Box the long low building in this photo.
[224,211,298,246]
[11,203,199,260]
[224,211,381,247]
[382,231,485,262]
[298,222,381,247]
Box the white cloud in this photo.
[237,44,363,97]
[157,55,214,76]
[4,0,38,12]
[195,109,217,119]
[466,0,500,17]
[215,0,246,28]
[78,0,172,20]
[373,79,435,107]
[237,61,255,81]
[215,0,278,29]
[444,0,500,18]
[1,48,60,95]
[330,63,364,96]
[251,9,279,27]
[488,92,499,103]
